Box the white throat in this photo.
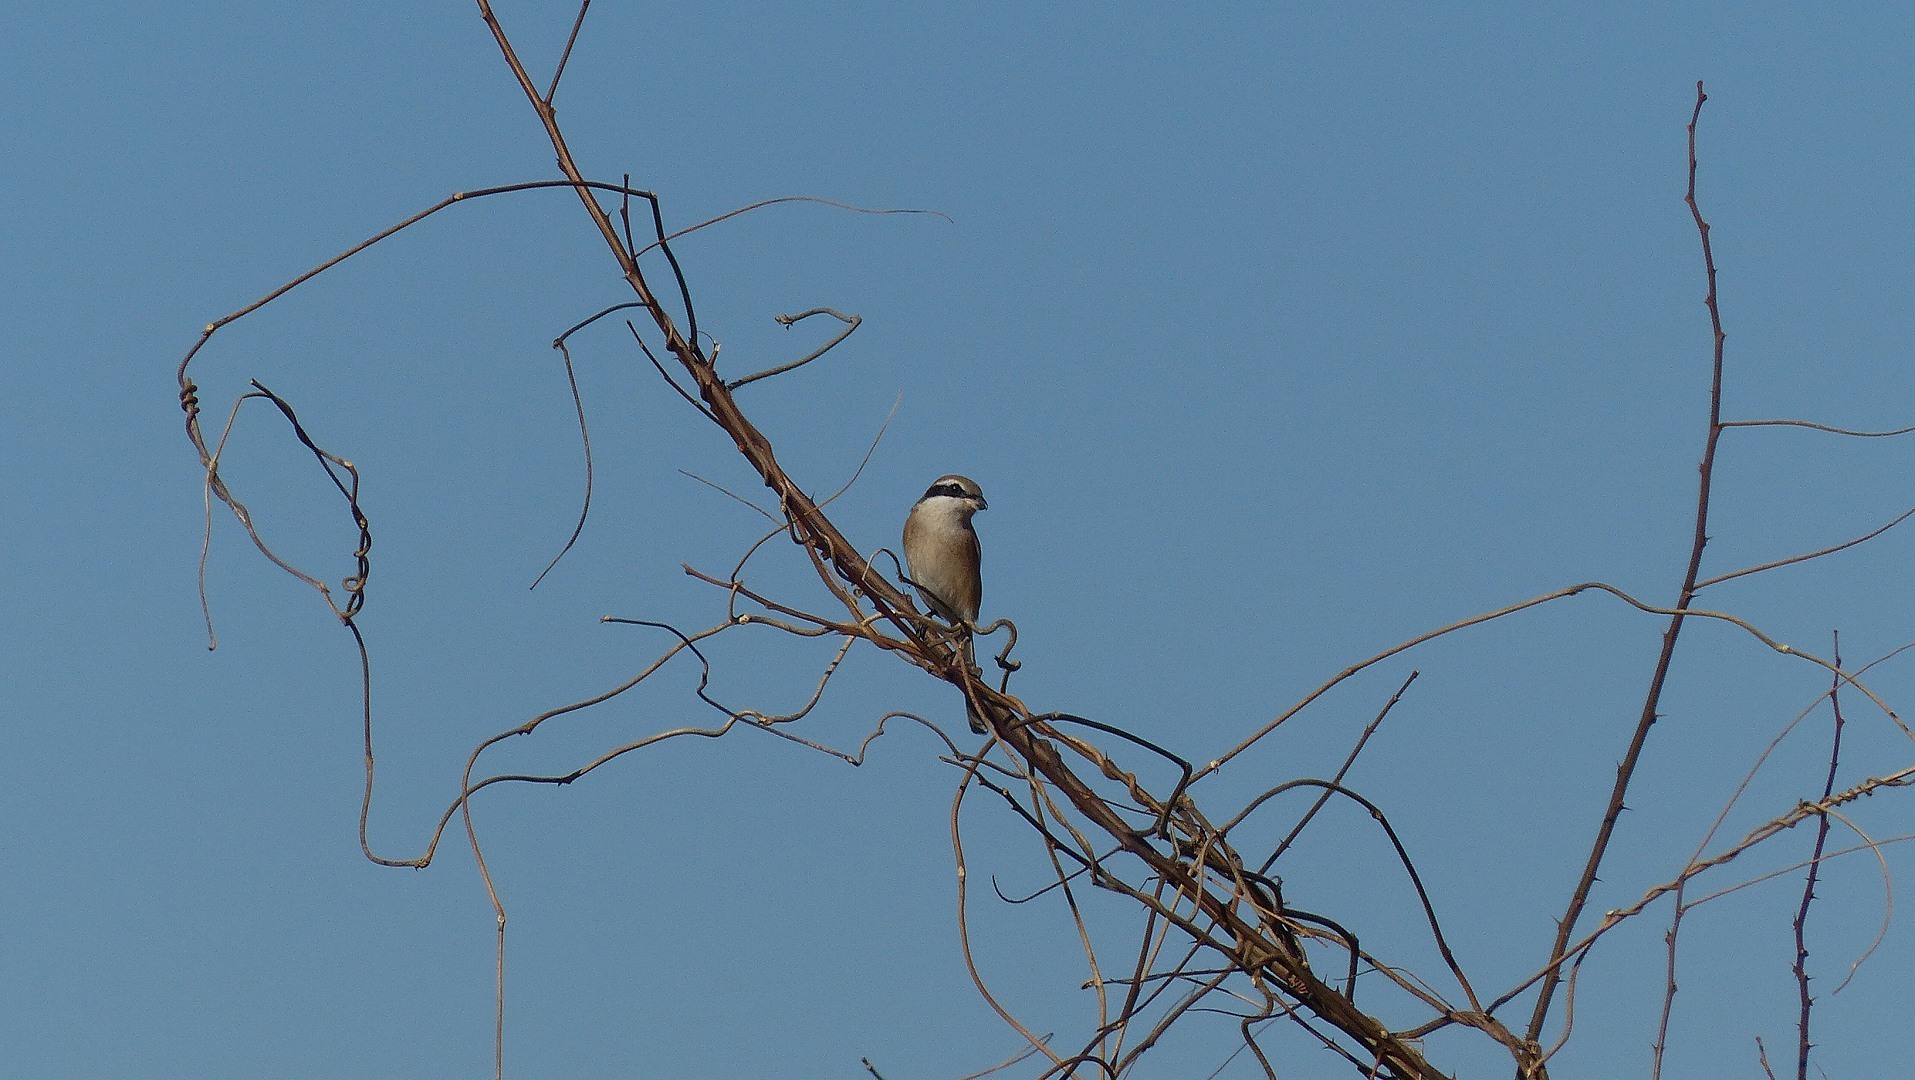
[914,495,978,528]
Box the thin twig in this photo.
[632,196,950,259]
[1720,418,1915,438]
[728,308,862,389]
[1651,856,1688,1080]
[543,0,591,104]
[529,338,596,588]
[1262,671,1418,866]
[1695,505,1915,590]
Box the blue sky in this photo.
[6,3,1915,1077]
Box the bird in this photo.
[902,474,989,733]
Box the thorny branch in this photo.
[1794,635,1848,1080]
[1524,84,1729,1061]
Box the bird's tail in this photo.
[961,632,987,735]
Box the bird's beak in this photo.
[976,495,989,511]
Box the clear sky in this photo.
[6,3,1914,1078]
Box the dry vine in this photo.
[176,10,1914,1078]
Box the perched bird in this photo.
[902,474,989,732]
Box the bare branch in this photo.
[1794,633,1849,1080]
[1696,504,1915,590]
[1721,418,1915,438]
[543,0,591,105]
[728,308,862,389]
[1528,83,1731,1047]
[528,337,597,588]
